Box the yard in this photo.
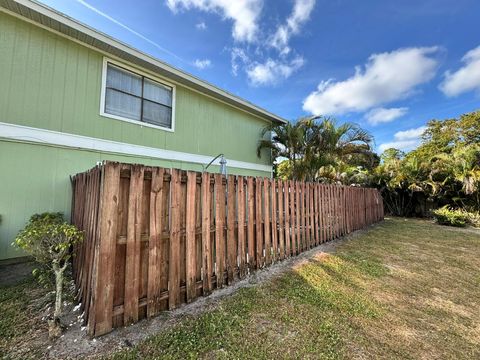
[1,217,479,359]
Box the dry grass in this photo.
[0,277,50,359]
[111,218,480,359]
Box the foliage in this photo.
[258,109,479,217]
[13,213,82,267]
[466,210,480,228]
[12,212,83,334]
[258,116,374,182]
[372,110,480,216]
[432,206,468,227]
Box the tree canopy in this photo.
[258,110,480,216]
[257,116,375,182]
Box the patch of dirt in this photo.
[0,260,35,286]
[47,226,377,359]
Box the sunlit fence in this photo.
[71,161,384,336]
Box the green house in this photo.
[0,0,286,261]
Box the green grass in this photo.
[111,218,480,359]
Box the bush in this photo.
[13,212,83,337]
[465,209,480,228]
[432,206,468,227]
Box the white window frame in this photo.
[100,57,176,132]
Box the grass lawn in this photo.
[0,276,50,359]
[1,217,479,359]
[112,218,480,359]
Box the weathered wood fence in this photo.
[71,162,384,336]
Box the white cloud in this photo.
[166,0,263,42]
[303,47,439,115]
[230,47,249,76]
[439,45,480,97]
[378,126,426,152]
[394,126,426,140]
[365,107,408,125]
[247,56,304,86]
[271,0,316,55]
[379,140,419,153]
[196,21,207,30]
[193,58,212,69]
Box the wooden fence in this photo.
[71,161,384,336]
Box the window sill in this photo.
[100,111,175,133]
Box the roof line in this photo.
[3,0,287,124]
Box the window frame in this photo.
[100,57,176,132]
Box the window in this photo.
[101,61,174,130]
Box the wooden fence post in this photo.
[92,162,120,336]
[147,167,164,317]
[226,175,236,284]
[186,171,197,302]
[201,172,212,295]
[168,169,181,310]
[237,176,246,278]
[215,174,226,288]
[124,165,144,325]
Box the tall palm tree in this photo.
[257,116,319,179]
[257,116,373,181]
[306,119,373,181]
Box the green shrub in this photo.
[13,212,83,337]
[465,210,480,228]
[432,206,468,227]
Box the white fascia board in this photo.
[0,122,272,173]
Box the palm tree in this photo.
[257,116,373,181]
[307,119,373,181]
[257,116,319,180]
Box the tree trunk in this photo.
[50,261,65,338]
[52,262,64,319]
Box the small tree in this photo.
[13,212,83,336]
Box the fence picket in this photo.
[255,178,263,268]
[227,175,236,284]
[237,176,246,278]
[92,162,120,336]
[263,178,271,266]
[168,169,181,310]
[201,172,212,294]
[215,174,226,288]
[271,180,278,262]
[277,180,285,260]
[247,178,255,270]
[284,181,291,258]
[185,171,197,302]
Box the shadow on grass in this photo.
[111,251,389,360]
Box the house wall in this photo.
[0,12,273,260]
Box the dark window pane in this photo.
[106,64,142,96]
[105,88,141,120]
[142,100,172,128]
[143,78,172,106]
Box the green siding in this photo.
[0,12,274,260]
[0,12,272,165]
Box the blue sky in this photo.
[39,0,480,153]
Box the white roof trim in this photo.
[0,122,273,173]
